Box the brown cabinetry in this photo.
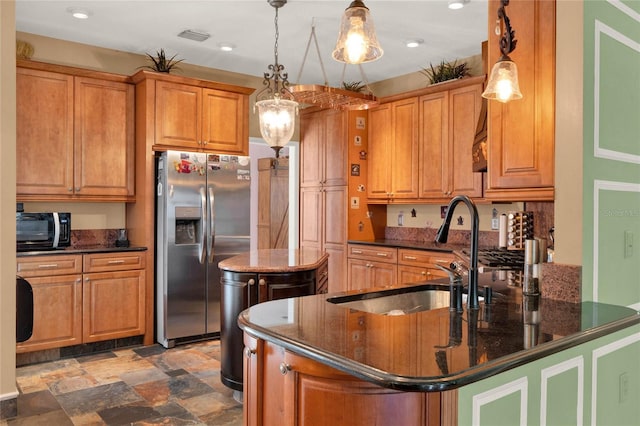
[347,244,460,290]
[132,71,253,154]
[347,244,398,290]
[397,249,457,284]
[243,334,451,426]
[485,0,555,201]
[82,252,146,342]
[300,109,348,291]
[16,61,135,201]
[16,255,83,352]
[419,78,484,200]
[368,98,419,201]
[16,251,146,352]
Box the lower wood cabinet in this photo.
[347,244,460,290]
[243,333,454,426]
[16,251,146,352]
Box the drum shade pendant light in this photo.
[255,0,298,158]
[482,0,522,103]
[332,0,383,64]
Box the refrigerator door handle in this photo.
[199,187,206,264]
[208,186,215,263]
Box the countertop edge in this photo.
[219,252,329,273]
[17,246,148,256]
[347,239,459,253]
[239,312,640,392]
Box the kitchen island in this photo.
[238,272,640,425]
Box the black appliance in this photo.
[16,276,33,343]
[16,211,71,251]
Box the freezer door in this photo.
[205,154,251,334]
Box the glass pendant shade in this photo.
[255,96,298,157]
[482,59,522,103]
[332,1,383,64]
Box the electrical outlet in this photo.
[491,218,499,230]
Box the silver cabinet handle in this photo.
[352,249,363,254]
[279,362,291,375]
[38,264,58,268]
[405,255,417,260]
[244,347,256,358]
[376,253,389,257]
[107,260,125,264]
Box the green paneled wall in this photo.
[582,0,640,307]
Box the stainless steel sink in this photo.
[326,284,483,316]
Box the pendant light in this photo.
[332,0,383,65]
[482,0,522,103]
[255,0,298,158]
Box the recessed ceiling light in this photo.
[448,0,470,10]
[405,39,424,48]
[66,7,91,19]
[178,29,210,42]
[218,43,235,52]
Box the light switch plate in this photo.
[351,197,360,209]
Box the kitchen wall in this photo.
[0,0,17,408]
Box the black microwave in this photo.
[16,212,71,252]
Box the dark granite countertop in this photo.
[348,239,464,253]
[239,271,640,392]
[219,248,329,273]
[16,245,147,257]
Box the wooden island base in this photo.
[243,334,458,426]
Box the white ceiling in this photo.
[15,0,488,85]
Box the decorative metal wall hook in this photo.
[497,0,517,60]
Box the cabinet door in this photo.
[449,84,483,197]
[257,271,316,303]
[390,98,419,199]
[74,77,135,197]
[419,91,449,198]
[398,264,429,285]
[486,0,555,199]
[201,88,248,154]
[299,187,322,249]
[323,109,348,187]
[83,269,146,342]
[324,185,348,288]
[367,105,392,199]
[16,68,74,196]
[370,261,397,288]
[17,274,82,352]
[300,112,323,187]
[155,81,202,149]
[347,258,371,291]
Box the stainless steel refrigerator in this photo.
[156,150,251,348]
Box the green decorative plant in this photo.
[341,81,366,93]
[142,48,183,73]
[420,60,470,85]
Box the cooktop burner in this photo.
[462,249,525,268]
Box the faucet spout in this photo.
[435,195,480,310]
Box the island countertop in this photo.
[218,248,329,273]
[238,271,639,392]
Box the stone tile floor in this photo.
[2,340,243,425]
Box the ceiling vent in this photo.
[177,30,210,42]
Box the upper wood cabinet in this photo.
[419,78,484,200]
[485,0,555,201]
[131,70,254,155]
[368,98,419,201]
[16,61,135,201]
[300,108,348,188]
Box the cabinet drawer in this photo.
[398,249,457,267]
[83,251,145,273]
[347,244,397,264]
[17,254,83,278]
